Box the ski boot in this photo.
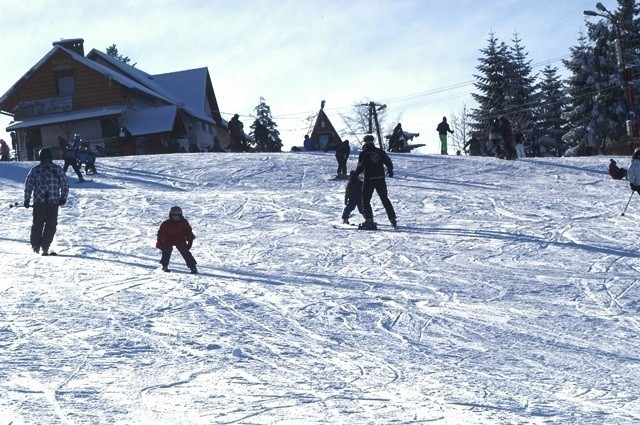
[358,220,377,230]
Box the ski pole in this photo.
[621,191,634,216]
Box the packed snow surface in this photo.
[1,151,639,424]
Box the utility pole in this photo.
[361,101,387,150]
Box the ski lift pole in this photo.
[372,103,387,150]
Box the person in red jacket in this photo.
[156,206,198,274]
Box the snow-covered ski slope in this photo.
[1,151,639,424]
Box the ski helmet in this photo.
[169,206,183,219]
[363,135,375,144]
[39,148,52,163]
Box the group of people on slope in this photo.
[227,114,281,153]
[58,134,97,183]
[23,147,197,273]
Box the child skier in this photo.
[341,170,365,225]
[156,206,198,274]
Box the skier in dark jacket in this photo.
[156,206,198,274]
[24,148,69,255]
[499,116,517,160]
[62,146,85,182]
[335,139,350,178]
[354,135,397,229]
[341,170,365,224]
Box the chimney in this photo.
[52,38,85,56]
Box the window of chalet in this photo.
[55,70,76,95]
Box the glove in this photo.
[387,170,393,178]
[23,200,30,209]
[631,184,638,191]
[59,198,67,206]
[187,240,193,250]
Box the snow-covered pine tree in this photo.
[535,65,569,156]
[470,32,511,141]
[504,33,537,139]
[250,97,283,152]
[561,32,600,153]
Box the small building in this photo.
[309,101,342,151]
[0,38,229,160]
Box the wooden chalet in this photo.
[0,38,229,161]
[309,101,342,151]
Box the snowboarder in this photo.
[436,117,453,155]
[156,206,198,274]
[609,159,627,180]
[23,148,69,256]
[354,135,397,230]
[335,139,350,178]
[341,170,365,225]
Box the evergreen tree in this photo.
[504,33,537,137]
[106,44,135,66]
[470,32,511,140]
[250,97,282,152]
[535,65,569,156]
[561,32,599,152]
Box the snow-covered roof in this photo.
[1,46,217,130]
[87,50,216,125]
[121,105,177,136]
[6,105,123,131]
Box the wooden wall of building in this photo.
[10,49,124,119]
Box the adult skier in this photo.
[354,135,397,230]
[23,148,69,255]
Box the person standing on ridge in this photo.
[23,148,69,256]
[436,116,454,155]
[354,135,397,230]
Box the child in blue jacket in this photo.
[341,170,365,225]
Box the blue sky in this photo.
[0,0,603,152]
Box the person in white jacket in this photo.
[627,148,640,194]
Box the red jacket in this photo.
[156,218,195,250]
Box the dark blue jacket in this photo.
[354,143,393,181]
